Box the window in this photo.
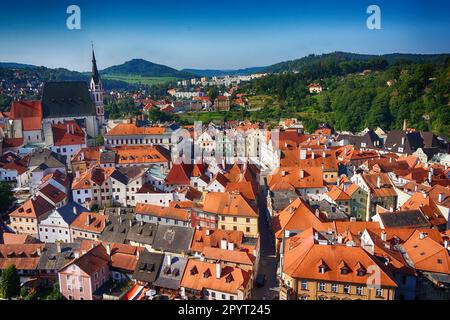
[331,283,338,293]
[343,284,350,294]
[246,227,250,233]
[356,286,363,296]
[376,288,383,297]
[301,280,308,290]
[319,282,325,292]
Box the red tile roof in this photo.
[52,121,85,146]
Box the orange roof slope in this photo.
[180,259,251,294]
[283,228,397,287]
[105,123,165,136]
[202,192,258,218]
[272,198,324,240]
[402,230,450,274]
[135,203,189,221]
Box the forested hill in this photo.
[241,53,450,137]
[264,51,450,74]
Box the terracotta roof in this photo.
[401,191,447,227]
[283,228,397,287]
[79,240,143,272]
[52,120,85,146]
[115,145,170,165]
[202,247,255,266]
[2,233,35,245]
[202,192,258,218]
[72,166,115,190]
[9,100,42,131]
[2,160,27,174]
[9,196,54,219]
[225,180,257,201]
[190,228,244,253]
[402,230,450,274]
[0,244,45,270]
[361,173,397,198]
[272,198,324,240]
[70,212,107,234]
[135,203,189,221]
[60,243,110,276]
[71,147,101,163]
[267,167,325,191]
[105,123,165,136]
[180,259,251,295]
[326,186,352,201]
[39,183,67,204]
[2,138,24,148]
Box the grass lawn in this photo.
[247,94,280,110]
[103,74,179,86]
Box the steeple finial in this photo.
[91,42,100,84]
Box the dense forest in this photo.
[240,53,450,136]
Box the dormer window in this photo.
[190,266,198,275]
[340,266,350,275]
[203,269,211,279]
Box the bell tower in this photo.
[90,43,105,127]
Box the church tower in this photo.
[90,44,105,127]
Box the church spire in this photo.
[91,42,100,85]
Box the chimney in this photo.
[66,124,70,134]
[106,244,111,256]
[428,168,433,183]
[444,239,449,250]
[74,251,80,259]
[206,229,210,236]
[314,232,319,241]
[315,209,320,218]
[36,247,42,256]
[403,119,407,131]
[438,193,445,203]
[419,232,427,240]
[166,254,171,266]
[86,214,91,226]
[377,176,381,189]
[282,170,286,177]
[322,151,326,158]
[136,249,140,260]
[300,169,305,179]
[311,151,315,160]
[401,137,405,145]
[389,206,394,212]
[227,242,235,251]
[300,149,306,160]
[215,262,221,279]
[129,220,133,228]
[75,170,80,179]
[381,231,387,242]
[220,239,227,250]
[337,235,343,244]
[73,205,78,215]
[71,124,75,135]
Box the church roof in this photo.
[41,81,96,118]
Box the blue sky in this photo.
[0,0,449,71]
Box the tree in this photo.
[0,265,21,299]
[0,182,14,219]
[207,87,219,103]
[96,134,105,146]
